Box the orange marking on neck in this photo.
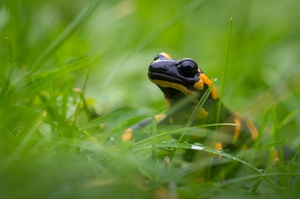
[247,121,258,140]
[197,73,218,99]
[122,128,133,142]
[233,117,241,143]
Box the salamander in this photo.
[122,52,258,154]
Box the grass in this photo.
[1,0,300,198]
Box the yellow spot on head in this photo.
[160,52,172,59]
[122,128,133,142]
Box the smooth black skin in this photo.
[148,58,200,87]
[148,55,232,128]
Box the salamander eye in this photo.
[177,59,199,77]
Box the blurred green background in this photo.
[1,0,299,109]
[1,0,300,198]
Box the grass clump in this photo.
[1,0,300,198]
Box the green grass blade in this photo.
[254,102,275,147]
[290,146,300,166]
[61,83,70,120]
[151,114,158,160]
[1,113,43,171]
[177,84,216,143]
[169,82,216,160]
[279,109,299,128]
[216,17,233,124]
[133,123,237,147]
[133,0,208,54]
[29,0,100,74]
[270,104,291,187]
[0,66,14,102]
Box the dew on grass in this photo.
[258,169,265,174]
[191,145,204,151]
[110,136,115,141]
[211,77,218,82]
[217,148,223,153]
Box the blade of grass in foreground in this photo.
[16,53,99,96]
[0,113,44,171]
[151,113,158,160]
[133,123,238,147]
[138,141,284,193]
[209,17,232,180]
[255,102,275,147]
[0,66,14,102]
[177,83,216,143]
[169,82,216,161]
[29,0,100,74]
[278,109,299,129]
[216,17,232,124]
[272,107,299,187]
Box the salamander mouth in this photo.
[148,72,185,85]
[159,87,185,100]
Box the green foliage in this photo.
[1,0,300,198]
